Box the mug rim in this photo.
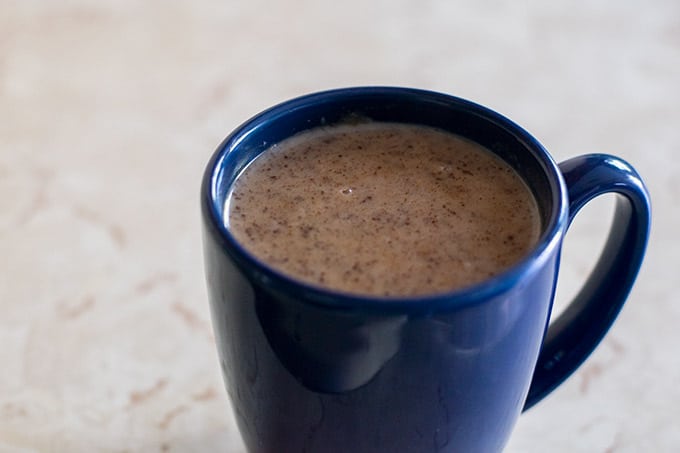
[202,86,569,312]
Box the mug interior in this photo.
[204,87,566,305]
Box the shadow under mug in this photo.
[201,87,651,453]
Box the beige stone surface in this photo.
[1,0,677,451]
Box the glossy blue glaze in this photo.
[523,154,651,409]
[201,87,650,452]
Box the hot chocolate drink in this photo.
[226,122,541,296]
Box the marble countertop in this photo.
[1,1,678,451]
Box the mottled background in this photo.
[1,0,678,452]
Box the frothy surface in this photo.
[226,122,541,296]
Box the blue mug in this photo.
[201,87,650,452]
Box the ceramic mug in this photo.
[201,87,650,452]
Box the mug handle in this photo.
[523,154,651,411]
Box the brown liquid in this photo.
[226,122,541,296]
